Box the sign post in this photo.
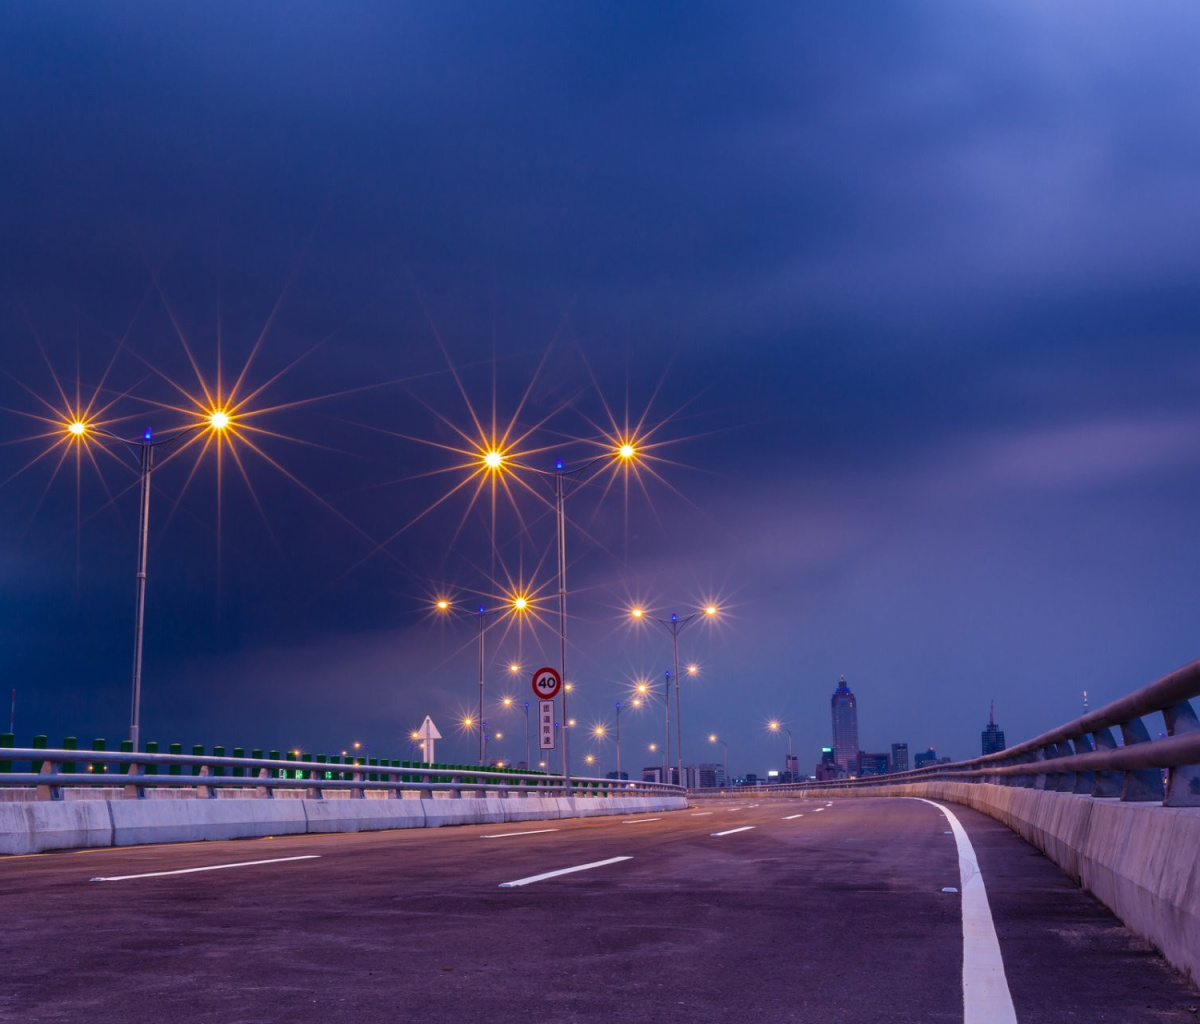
[539,700,555,751]
[417,715,442,766]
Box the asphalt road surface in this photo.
[2,797,1196,1023]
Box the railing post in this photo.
[1036,746,1055,790]
[35,756,61,802]
[1162,700,1200,807]
[1118,718,1165,802]
[1054,740,1077,793]
[1071,733,1096,794]
[1090,728,1124,797]
[196,764,217,799]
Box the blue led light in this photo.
[556,459,564,471]
[671,612,678,622]
[144,429,152,441]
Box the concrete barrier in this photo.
[303,799,427,833]
[0,793,690,856]
[783,781,1200,988]
[0,800,112,854]
[109,798,309,846]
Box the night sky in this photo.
[3,3,1199,778]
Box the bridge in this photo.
[2,660,1199,1022]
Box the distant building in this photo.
[913,747,939,770]
[982,701,1006,755]
[891,742,909,773]
[815,746,841,781]
[784,754,800,782]
[642,766,665,784]
[831,677,860,774]
[605,771,629,781]
[697,763,727,788]
[858,751,890,777]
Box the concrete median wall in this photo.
[0,792,688,856]
[789,781,1200,988]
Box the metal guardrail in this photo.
[0,748,685,801]
[729,657,1200,807]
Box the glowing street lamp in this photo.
[630,603,719,783]
[64,410,234,752]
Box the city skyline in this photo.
[3,4,1200,777]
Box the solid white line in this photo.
[622,817,661,824]
[690,811,714,816]
[89,855,320,882]
[783,813,804,820]
[812,807,825,812]
[499,856,632,888]
[711,826,755,837]
[914,799,1017,1024]
[480,829,559,839]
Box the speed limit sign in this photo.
[531,666,562,700]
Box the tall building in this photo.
[697,763,727,788]
[831,676,859,775]
[981,701,1006,755]
[891,742,909,773]
[914,747,938,770]
[858,751,889,776]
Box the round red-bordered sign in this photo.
[531,666,562,700]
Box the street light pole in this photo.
[477,607,485,764]
[129,438,153,755]
[555,465,570,792]
[614,701,622,781]
[663,671,672,780]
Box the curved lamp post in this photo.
[768,720,793,781]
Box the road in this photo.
[1,797,1196,1023]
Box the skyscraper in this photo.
[891,742,909,773]
[831,676,859,775]
[982,701,1006,755]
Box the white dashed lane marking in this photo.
[499,856,632,888]
[90,855,320,882]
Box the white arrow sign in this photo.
[417,715,441,765]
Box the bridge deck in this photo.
[1,797,1195,1022]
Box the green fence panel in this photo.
[145,741,158,775]
[91,738,105,776]
[0,732,12,773]
[232,748,245,778]
[191,745,204,777]
[212,746,226,777]
[119,739,133,774]
[169,743,182,776]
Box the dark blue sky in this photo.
[3,2,1199,776]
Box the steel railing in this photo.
[0,748,685,801]
[704,657,1200,807]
